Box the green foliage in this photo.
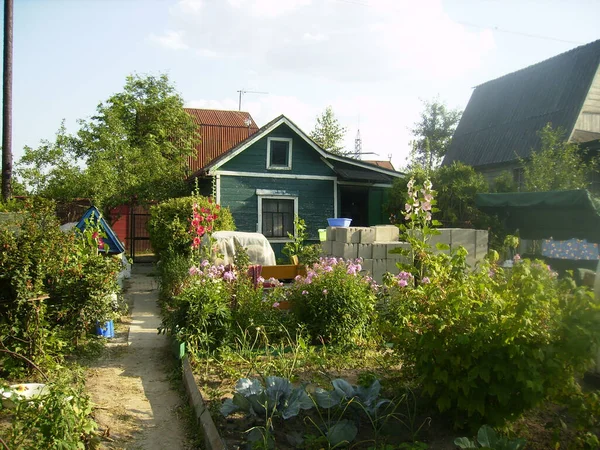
[521,123,595,192]
[309,106,348,156]
[15,122,87,200]
[3,371,98,449]
[220,376,313,419]
[408,97,462,171]
[0,198,122,376]
[156,252,193,300]
[288,257,376,344]
[492,171,518,193]
[148,195,235,259]
[382,248,600,427]
[434,162,490,227]
[159,266,232,355]
[16,73,200,209]
[454,424,526,449]
[282,215,322,266]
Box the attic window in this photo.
[267,137,292,170]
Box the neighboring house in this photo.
[443,39,600,184]
[190,114,403,254]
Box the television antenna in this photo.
[237,89,268,111]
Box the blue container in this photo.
[95,320,114,338]
[327,218,352,227]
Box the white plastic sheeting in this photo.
[209,231,276,266]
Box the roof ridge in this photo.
[475,39,600,89]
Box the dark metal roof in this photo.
[332,164,395,183]
[184,108,259,172]
[443,39,600,168]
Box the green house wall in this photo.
[221,123,335,177]
[219,175,335,241]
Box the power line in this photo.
[331,0,584,45]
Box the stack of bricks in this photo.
[320,226,488,284]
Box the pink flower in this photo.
[425,212,432,221]
[257,276,265,284]
[322,289,328,295]
[222,271,236,282]
[405,203,412,213]
[302,290,308,295]
[514,254,521,262]
[398,279,408,287]
[192,237,201,248]
[196,225,206,236]
[424,193,433,202]
[272,302,280,308]
[421,201,432,211]
[189,266,200,275]
[421,277,430,284]
[91,231,99,241]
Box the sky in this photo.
[2,0,600,171]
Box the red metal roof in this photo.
[184,108,259,172]
[364,160,396,171]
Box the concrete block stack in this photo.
[320,225,488,283]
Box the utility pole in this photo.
[2,0,13,201]
[237,89,268,111]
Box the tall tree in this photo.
[17,74,200,209]
[16,122,86,200]
[77,74,200,208]
[310,106,347,156]
[520,123,594,192]
[408,97,462,172]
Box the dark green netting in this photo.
[475,190,600,242]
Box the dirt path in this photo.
[86,264,193,450]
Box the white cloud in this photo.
[159,0,494,81]
[149,30,189,50]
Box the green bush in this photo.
[288,257,377,344]
[159,261,234,354]
[3,369,98,449]
[381,249,600,428]
[0,198,122,376]
[148,195,235,259]
[156,251,193,301]
[380,177,600,428]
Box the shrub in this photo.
[288,257,377,344]
[3,369,98,449]
[148,195,235,259]
[0,198,122,376]
[159,261,235,354]
[381,180,600,428]
[156,251,193,301]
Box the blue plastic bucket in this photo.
[96,320,114,338]
[327,218,352,227]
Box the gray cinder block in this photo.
[360,258,373,275]
[358,244,373,260]
[321,241,333,256]
[326,226,337,241]
[359,228,376,244]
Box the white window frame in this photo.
[266,137,293,170]
[257,194,298,243]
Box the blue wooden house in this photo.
[190,114,403,254]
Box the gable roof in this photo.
[443,39,600,168]
[198,114,404,182]
[184,108,259,173]
[76,206,126,254]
